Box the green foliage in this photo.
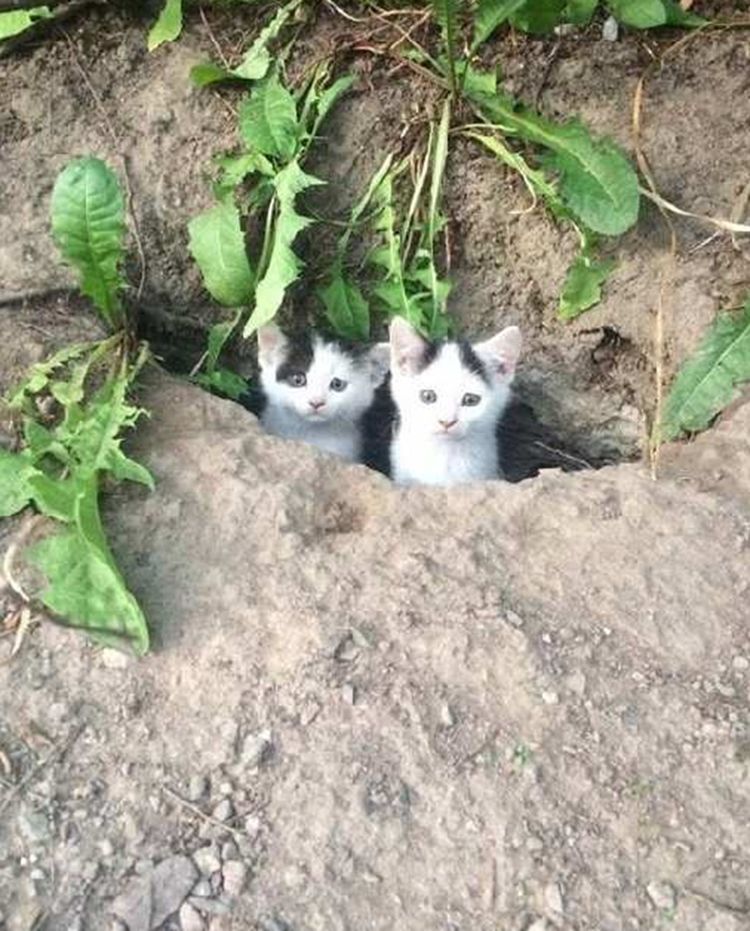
[190,0,304,85]
[431,0,461,92]
[1,160,153,654]
[148,0,182,51]
[564,0,599,24]
[0,6,51,40]
[4,340,152,655]
[559,252,616,319]
[510,0,566,34]
[472,0,526,49]
[471,90,640,236]
[190,64,353,376]
[188,202,255,307]
[51,158,126,332]
[367,106,453,339]
[660,298,750,442]
[316,154,395,341]
[606,0,704,28]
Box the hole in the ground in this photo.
[138,304,639,485]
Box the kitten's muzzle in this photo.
[308,399,326,411]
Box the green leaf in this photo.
[564,0,599,24]
[239,72,299,161]
[607,0,664,27]
[28,473,78,523]
[660,299,750,441]
[29,501,150,655]
[243,160,323,337]
[558,254,616,319]
[188,202,255,307]
[471,92,640,235]
[190,62,232,87]
[50,158,126,330]
[233,0,303,80]
[473,0,527,48]
[510,0,567,33]
[664,0,705,26]
[431,0,460,91]
[318,263,370,341]
[311,74,356,137]
[0,6,51,40]
[194,368,248,400]
[205,306,243,372]
[147,0,182,51]
[0,450,33,517]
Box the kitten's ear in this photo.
[367,342,391,384]
[476,326,522,380]
[257,324,287,369]
[389,317,429,376]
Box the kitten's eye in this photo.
[420,389,437,404]
[330,377,347,392]
[287,372,307,387]
[462,392,481,407]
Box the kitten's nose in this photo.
[439,418,458,431]
[309,399,326,411]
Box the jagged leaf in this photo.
[51,158,126,330]
[558,254,616,319]
[243,160,323,336]
[471,92,640,235]
[239,73,299,161]
[0,6,51,40]
[318,263,370,341]
[188,202,255,307]
[195,368,248,400]
[0,450,33,517]
[661,299,750,441]
[473,0,527,48]
[148,0,182,51]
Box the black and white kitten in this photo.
[363,318,522,486]
[247,325,388,462]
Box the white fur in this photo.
[388,318,522,486]
[257,326,387,462]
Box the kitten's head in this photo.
[388,317,522,441]
[257,325,388,424]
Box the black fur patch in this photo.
[416,339,440,372]
[360,376,398,478]
[458,341,491,384]
[275,331,314,383]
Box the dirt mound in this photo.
[1,373,749,930]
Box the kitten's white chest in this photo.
[391,430,499,486]
[261,407,359,461]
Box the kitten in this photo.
[246,324,388,462]
[363,317,522,486]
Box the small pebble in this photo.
[179,902,206,931]
[646,880,676,911]
[192,879,213,897]
[100,648,131,670]
[602,15,619,41]
[732,656,749,672]
[221,840,239,862]
[222,861,248,898]
[194,847,222,876]
[342,683,356,706]
[212,799,234,823]
[544,881,564,915]
[439,703,455,727]
[99,839,115,858]
[542,691,559,705]
[506,610,525,628]
[244,815,261,839]
[187,775,209,802]
[240,732,271,768]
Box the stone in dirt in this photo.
[179,901,205,931]
[110,855,198,931]
[646,880,677,911]
[222,861,248,899]
[240,731,272,768]
[193,847,222,877]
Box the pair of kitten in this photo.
[246,318,522,487]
